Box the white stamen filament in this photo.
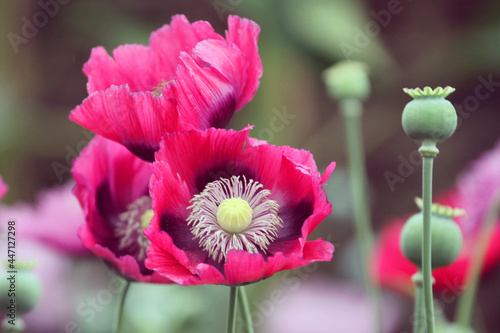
[187,175,283,262]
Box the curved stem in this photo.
[421,153,436,333]
[340,99,383,333]
[227,286,238,333]
[238,286,254,333]
[115,280,131,333]
[456,191,500,329]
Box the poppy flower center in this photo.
[187,175,283,263]
[217,198,253,233]
[115,196,152,262]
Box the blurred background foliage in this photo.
[1,0,500,332]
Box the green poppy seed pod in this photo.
[400,211,463,269]
[323,61,370,100]
[402,86,457,144]
[0,265,41,317]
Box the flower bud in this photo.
[400,207,463,269]
[402,86,457,144]
[0,263,41,317]
[323,61,370,100]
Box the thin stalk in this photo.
[421,152,436,333]
[412,271,426,333]
[227,286,238,333]
[115,280,131,333]
[237,286,254,333]
[340,99,383,333]
[456,191,500,329]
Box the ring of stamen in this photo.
[115,196,152,262]
[187,175,283,262]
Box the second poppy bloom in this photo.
[145,127,335,285]
[70,15,262,162]
[72,135,170,282]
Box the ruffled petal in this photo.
[84,45,158,94]
[302,239,335,262]
[153,127,251,192]
[223,245,333,285]
[84,15,223,95]
[150,15,223,81]
[147,128,334,285]
[225,15,262,110]
[80,224,169,283]
[173,41,240,129]
[70,85,181,161]
[72,136,154,279]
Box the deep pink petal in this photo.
[84,45,159,94]
[321,162,336,185]
[153,127,250,192]
[150,15,223,81]
[80,225,169,283]
[173,42,240,129]
[225,15,263,110]
[70,85,181,161]
[84,15,223,94]
[72,136,156,280]
[223,246,333,285]
[147,128,334,285]
[302,239,335,262]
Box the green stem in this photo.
[456,191,500,329]
[340,99,383,333]
[412,271,426,333]
[420,142,438,333]
[227,286,238,333]
[115,280,131,333]
[237,286,254,333]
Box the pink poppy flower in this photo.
[372,140,500,295]
[0,183,87,255]
[70,15,262,162]
[0,175,7,200]
[145,127,335,285]
[72,135,170,283]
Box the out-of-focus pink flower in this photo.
[457,140,500,233]
[0,175,8,200]
[70,15,262,162]
[0,183,87,255]
[373,140,500,295]
[72,135,170,283]
[145,127,335,286]
[0,242,74,332]
[262,277,403,333]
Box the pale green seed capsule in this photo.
[323,61,370,100]
[402,86,457,143]
[400,211,463,269]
